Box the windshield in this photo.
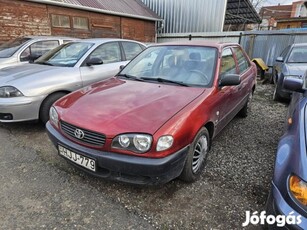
[35,42,94,67]
[120,45,217,87]
[287,46,307,63]
[0,37,31,58]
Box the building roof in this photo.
[259,5,292,20]
[225,0,262,24]
[27,0,161,21]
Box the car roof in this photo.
[24,35,76,40]
[292,43,307,47]
[150,40,240,49]
[72,38,145,45]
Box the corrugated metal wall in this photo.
[141,0,227,33]
[240,30,307,67]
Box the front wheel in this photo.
[179,127,210,182]
[39,92,67,124]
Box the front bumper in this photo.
[266,182,307,230]
[0,95,45,122]
[46,122,189,185]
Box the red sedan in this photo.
[46,41,257,185]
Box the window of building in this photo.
[73,17,89,30]
[51,14,70,28]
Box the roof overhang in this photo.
[225,0,262,24]
[26,0,162,22]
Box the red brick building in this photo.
[0,0,160,43]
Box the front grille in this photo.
[60,121,106,146]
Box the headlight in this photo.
[289,175,307,205]
[157,135,174,151]
[0,86,23,98]
[49,106,59,127]
[112,134,152,153]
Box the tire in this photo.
[272,84,282,102]
[39,92,66,124]
[238,92,253,118]
[179,127,210,182]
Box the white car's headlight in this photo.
[156,135,174,151]
[112,134,152,153]
[49,106,59,127]
[0,86,23,98]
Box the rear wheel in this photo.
[39,92,66,124]
[179,127,210,182]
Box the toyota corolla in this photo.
[46,41,257,185]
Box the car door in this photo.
[79,41,126,86]
[232,46,254,108]
[215,47,240,133]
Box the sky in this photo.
[263,0,296,6]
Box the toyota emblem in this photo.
[74,129,85,139]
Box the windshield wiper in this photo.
[35,61,54,66]
[140,77,189,86]
[117,74,145,82]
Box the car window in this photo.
[233,47,250,74]
[0,37,31,58]
[89,42,121,64]
[280,45,291,60]
[35,42,94,67]
[220,48,237,76]
[122,41,143,60]
[287,46,307,63]
[121,45,217,87]
[20,40,60,62]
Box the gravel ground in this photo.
[0,81,288,229]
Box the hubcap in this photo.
[192,135,208,173]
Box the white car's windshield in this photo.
[35,42,94,67]
[0,37,31,58]
[120,45,217,87]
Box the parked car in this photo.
[0,36,75,68]
[46,41,257,185]
[0,38,146,123]
[266,75,307,229]
[272,43,307,101]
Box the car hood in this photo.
[285,63,307,77]
[57,78,206,136]
[0,64,58,84]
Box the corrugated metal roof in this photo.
[225,0,261,24]
[27,0,161,21]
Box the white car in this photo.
[0,36,75,69]
[0,38,146,123]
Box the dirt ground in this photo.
[0,82,288,229]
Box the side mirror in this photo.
[119,65,125,70]
[276,57,284,62]
[219,74,241,87]
[283,76,304,93]
[87,57,103,66]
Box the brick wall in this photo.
[0,0,156,43]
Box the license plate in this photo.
[58,145,96,172]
